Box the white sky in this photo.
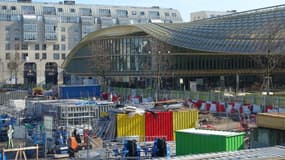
[34,0,285,22]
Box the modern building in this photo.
[191,10,236,21]
[0,0,182,87]
[63,4,285,91]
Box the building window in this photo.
[53,44,59,50]
[61,53,66,59]
[14,35,20,41]
[24,24,37,32]
[131,11,136,15]
[45,33,57,40]
[165,12,169,16]
[61,44,66,51]
[22,44,28,50]
[22,53,28,61]
[5,53,10,60]
[42,53,47,59]
[79,8,92,16]
[42,44,46,50]
[61,35,66,42]
[21,6,35,14]
[70,8,76,13]
[5,44,10,50]
[11,6,16,10]
[35,44,40,50]
[43,6,56,15]
[23,32,37,40]
[61,16,79,23]
[140,11,145,16]
[116,9,128,17]
[58,8,63,12]
[61,27,65,32]
[2,6,7,10]
[53,53,60,60]
[35,53,39,60]
[172,13,177,17]
[99,9,111,17]
[148,11,160,17]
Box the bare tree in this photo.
[7,52,20,85]
[150,38,172,101]
[253,23,285,95]
[88,39,111,87]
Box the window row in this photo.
[5,53,66,60]
[108,55,261,72]
[0,5,177,18]
[5,43,66,51]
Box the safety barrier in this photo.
[108,87,285,107]
[0,91,28,105]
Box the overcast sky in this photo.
[34,0,285,22]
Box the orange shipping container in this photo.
[116,113,145,141]
[173,109,198,140]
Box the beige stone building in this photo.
[0,0,182,87]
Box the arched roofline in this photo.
[62,25,149,68]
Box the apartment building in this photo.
[0,0,182,87]
[190,10,236,21]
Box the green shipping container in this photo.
[176,129,245,156]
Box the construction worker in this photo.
[83,128,89,146]
[7,125,14,148]
[73,129,81,144]
[69,133,79,158]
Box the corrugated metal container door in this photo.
[145,111,173,141]
[172,110,198,140]
[176,129,245,156]
[116,114,145,141]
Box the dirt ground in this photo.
[198,113,257,131]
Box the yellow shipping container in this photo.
[173,110,198,140]
[117,113,145,141]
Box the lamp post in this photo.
[179,78,184,91]
[155,51,161,101]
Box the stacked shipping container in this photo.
[116,114,145,141]
[115,110,199,141]
[145,111,173,141]
[172,110,198,140]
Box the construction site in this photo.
[0,85,285,159]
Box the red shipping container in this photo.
[145,111,173,141]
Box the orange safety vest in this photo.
[70,136,79,151]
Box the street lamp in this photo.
[155,50,161,101]
[179,78,184,91]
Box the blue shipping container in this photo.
[59,85,101,99]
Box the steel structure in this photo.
[63,4,285,89]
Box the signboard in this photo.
[190,81,197,92]
[43,116,53,138]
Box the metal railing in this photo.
[107,87,285,107]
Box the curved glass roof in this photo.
[63,4,285,68]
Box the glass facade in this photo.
[86,36,262,75]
